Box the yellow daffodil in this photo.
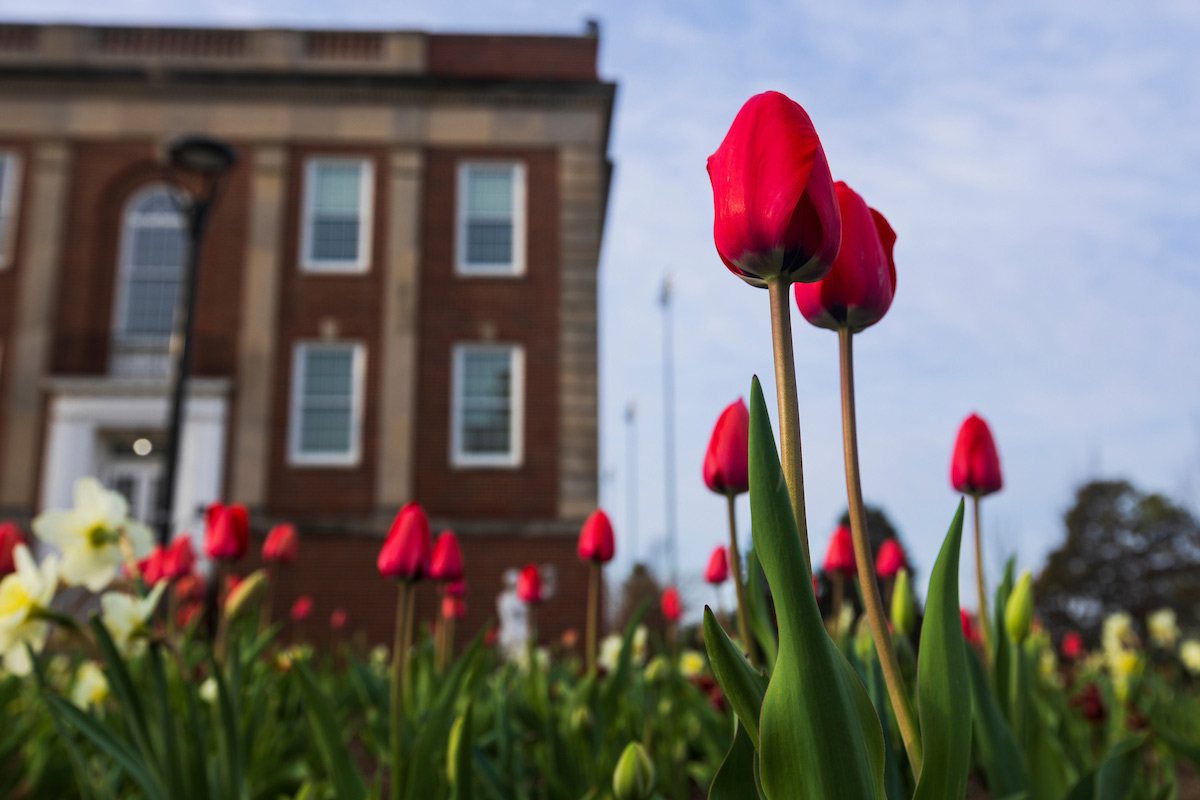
[71,661,109,710]
[99,581,166,657]
[33,477,153,592]
[0,545,59,676]
[678,650,706,678]
[1147,608,1178,649]
[1180,640,1200,675]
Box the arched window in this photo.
[111,185,187,376]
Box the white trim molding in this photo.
[287,340,366,467]
[300,156,374,274]
[450,342,525,468]
[455,160,527,277]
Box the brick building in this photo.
[0,22,614,646]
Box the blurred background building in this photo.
[0,21,615,643]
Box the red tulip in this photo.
[703,399,750,495]
[445,579,467,598]
[1072,684,1106,724]
[330,609,348,629]
[263,523,298,565]
[661,587,683,623]
[822,525,856,576]
[163,535,195,580]
[516,564,543,604]
[138,546,166,584]
[176,602,203,629]
[174,573,205,603]
[429,530,464,581]
[874,539,906,579]
[704,546,729,585]
[0,521,26,576]
[794,182,896,333]
[951,413,1003,496]
[442,595,467,619]
[577,509,616,564]
[707,91,841,287]
[377,502,432,581]
[290,595,313,622]
[960,609,982,648]
[204,502,249,561]
[1061,631,1085,659]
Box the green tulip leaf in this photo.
[747,376,886,800]
[913,501,972,799]
[703,606,767,749]
[744,545,778,672]
[709,721,762,800]
[966,646,1028,795]
[1063,736,1145,800]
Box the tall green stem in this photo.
[973,495,992,656]
[586,561,600,672]
[766,276,812,574]
[726,492,754,665]
[390,582,412,800]
[838,328,924,775]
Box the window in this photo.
[451,344,524,467]
[301,157,373,272]
[0,151,22,268]
[111,185,187,376]
[456,161,526,276]
[288,342,365,466]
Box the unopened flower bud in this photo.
[224,569,268,621]
[890,568,915,638]
[854,615,875,664]
[613,742,655,800]
[1005,571,1034,645]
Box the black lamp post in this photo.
[155,135,238,547]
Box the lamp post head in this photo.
[168,135,238,178]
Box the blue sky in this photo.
[6,0,1199,610]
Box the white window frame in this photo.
[455,161,527,277]
[0,151,23,270]
[300,157,374,274]
[450,343,525,468]
[288,341,366,467]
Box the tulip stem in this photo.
[586,561,601,673]
[837,328,923,776]
[766,276,812,574]
[973,495,992,656]
[390,581,413,800]
[726,492,754,666]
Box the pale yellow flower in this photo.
[632,625,649,665]
[1102,611,1137,656]
[199,677,218,704]
[644,655,669,683]
[598,634,623,672]
[1147,608,1178,649]
[71,661,109,710]
[33,477,153,592]
[679,650,706,678]
[1180,640,1200,675]
[0,545,59,676]
[99,582,166,657]
[1110,650,1143,702]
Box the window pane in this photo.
[311,217,360,261]
[313,164,362,214]
[466,221,512,264]
[124,279,180,336]
[467,167,513,217]
[130,226,185,270]
[135,192,178,214]
[298,348,355,456]
[459,349,514,457]
[300,408,352,453]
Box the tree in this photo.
[1035,480,1200,645]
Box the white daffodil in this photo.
[199,676,219,705]
[0,545,59,676]
[1180,640,1200,675]
[1147,608,1179,649]
[33,477,153,592]
[99,581,166,657]
[598,634,623,672]
[71,661,109,710]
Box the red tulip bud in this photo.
[707,91,841,287]
[442,595,467,619]
[330,609,348,629]
[137,546,166,585]
[661,587,683,623]
[516,564,543,604]
[174,573,205,603]
[577,509,616,564]
[377,502,432,581]
[874,539,906,579]
[960,609,982,648]
[0,521,26,576]
[263,523,298,565]
[822,525,856,576]
[704,546,729,585]
[204,502,249,561]
[445,579,467,598]
[429,530,464,581]
[1061,631,1085,659]
[795,182,896,334]
[951,413,1003,496]
[703,399,749,495]
[163,535,195,580]
[290,595,313,622]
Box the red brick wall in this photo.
[240,531,597,653]
[49,139,250,377]
[428,35,598,81]
[0,139,33,497]
[414,148,560,520]
[265,145,389,517]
